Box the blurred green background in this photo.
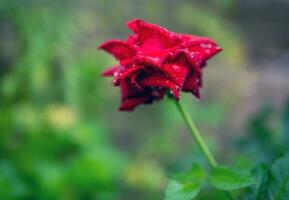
[0,0,289,199]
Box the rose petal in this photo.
[134,52,189,87]
[101,65,119,77]
[182,74,201,98]
[189,45,222,61]
[119,58,134,67]
[169,49,202,74]
[134,47,177,67]
[121,65,143,79]
[182,74,200,90]
[161,63,189,87]
[120,65,144,89]
[127,19,178,51]
[98,40,135,60]
[120,79,143,100]
[119,95,150,111]
[177,34,222,64]
[185,37,222,61]
[131,73,143,90]
[139,73,180,100]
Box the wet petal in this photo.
[121,65,143,79]
[134,51,189,87]
[161,63,189,87]
[134,47,176,67]
[187,39,222,61]
[101,65,119,77]
[182,74,202,98]
[127,19,178,51]
[120,65,144,89]
[120,58,134,67]
[179,34,205,45]
[169,49,202,74]
[98,40,135,60]
[182,74,200,91]
[177,35,222,63]
[120,79,143,100]
[119,96,150,111]
[139,73,180,99]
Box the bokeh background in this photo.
[0,0,289,199]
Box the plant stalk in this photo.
[173,99,234,200]
[174,100,217,168]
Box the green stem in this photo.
[173,99,234,200]
[174,100,217,168]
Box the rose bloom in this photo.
[99,19,221,111]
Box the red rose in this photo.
[99,19,222,111]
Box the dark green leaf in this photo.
[209,165,255,190]
[165,164,206,200]
[248,164,270,200]
[268,153,289,200]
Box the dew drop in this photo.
[189,54,195,59]
[205,49,211,54]
[172,65,181,73]
[113,78,120,86]
[200,43,212,49]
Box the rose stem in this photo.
[173,99,234,200]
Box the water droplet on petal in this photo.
[189,53,195,59]
[200,43,212,49]
[113,71,119,77]
[172,64,181,73]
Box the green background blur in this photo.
[0,0,289,199]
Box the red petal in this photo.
[139,73,180,99]
[182,74,202,98]
[189,45,221,61]
[98,40,135,60]
[120,65,144,89]
[119,96,149,111]
[133,51,189,87]
[169,49,202,74]
[127,19,178,51]
[119,58,134,67]
[179,34,209,44]
[102,65,125,86]
[134,47,177,67]
[120,79,143,100]
[121,65,143,79]
[161,63,189,87]
[135,51,167,67]
[131,73,143,90]
[101,65,119,77]
[185,37,222,61]
[179,34,216,46]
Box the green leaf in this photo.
[209,165,255,191]
[268,153,289,200]
[165,164,206,200]
[248,164,270,200]
[252,153,289,200]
